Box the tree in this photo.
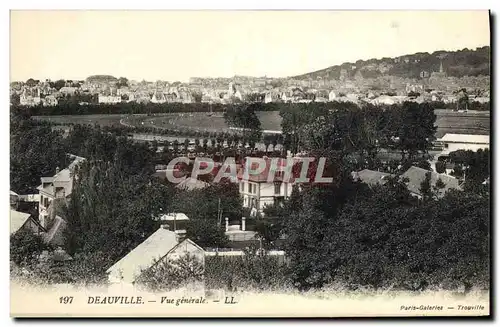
[63,160,167,262]
[435,161,446,174]
[185,220,228,248]
[263,135,271,154]
[137,253,205,292]
[53,79,66,90]
[223,103,262,143]
[10,230,52,265]
[192,92,203,103]
[25,78,37,87]
[117,77,129,88]
[420,171,433,202]
[173,140,180,153]
[202,138,209,152]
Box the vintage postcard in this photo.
[10,10,490,317]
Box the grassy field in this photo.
[121,111,282,133]
[34,109,489,138]
[434,110,490,138]
[33,114,126,127]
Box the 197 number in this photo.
[59,296,74,304]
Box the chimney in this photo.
[55,167,60,175]
[225,217,229,232]
[241,217,246,231]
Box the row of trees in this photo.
[280,101,437,162]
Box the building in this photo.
[37,155,85,228]
[42,95,58,106]
[106,227,204,284]
[328,90,337,102]
[401,166,461,199]
[238,157,294,215]
[98,94,122,104]
[438,134,490,153]
[151,90,166,103]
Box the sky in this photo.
[10,10,490,82]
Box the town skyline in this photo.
[10,10,490,82]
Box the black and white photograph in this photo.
[8,9,491,317]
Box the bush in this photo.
[136,253,204,292]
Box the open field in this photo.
[122,111,282,133]
[33,114,127,127]
[434,110,490,138]
[34,109,489,138]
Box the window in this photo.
[240,182,244,192]
[274,182,281,195]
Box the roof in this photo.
[10,191,19,197]
[354,169,394,186]
[106,228,179,283]
[158,213,190,221]
[10,210,31,235]
[237,157,293,183]
[439,134,490,144]
[401,166,461,197]
[175,177,210,191]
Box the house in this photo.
[238,157,294,215]
[37,155,85,228]
[401,166,461,199]
[156,213,190,236]
[151,90,166,103]
[175,177,210,191]
[42,95,58,106]
[58,87,77,96]
[10,209,45,236]
[106,227,204,284]
[328,91,337,101]
[438,134,489,153]
[352,169,394,187]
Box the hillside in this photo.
[291,46,490,80]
